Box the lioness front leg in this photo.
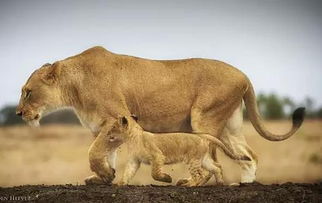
[87,129,116,183]
[86,151,117,185]
[118,159,141,185]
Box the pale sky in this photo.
[0,0,321,109]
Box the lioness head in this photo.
[16,62,63,127]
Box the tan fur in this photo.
[17,46,304,184]
[99,116,249,186]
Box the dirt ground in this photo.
[0,182,321,203]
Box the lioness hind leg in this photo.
[190,106,226,185]
[220,104,258,183]
[191,99,245,185]
[220,133,258,183]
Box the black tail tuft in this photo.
[292,107,305,127]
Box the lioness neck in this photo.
[56,60,119,134]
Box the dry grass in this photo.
[0,120,321,187]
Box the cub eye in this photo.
[109,136,116,142]
[25,90,32,99]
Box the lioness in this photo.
[16,46,305,184]
[91,116,250,186]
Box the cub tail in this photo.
[197,133,251,161]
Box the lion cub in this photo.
[106,116,250,186]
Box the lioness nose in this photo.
[16,111,23,116]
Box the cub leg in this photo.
[177,159,203,187]
[118,159,141,185]
[202,154,224,185]
[150,155,172,183]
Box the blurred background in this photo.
[0,0,321,186]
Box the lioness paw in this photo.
[96,171,115,184]
[84,175,105,185]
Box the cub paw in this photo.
[176,179,189,186]
[153,173,172,183]
[161,173,172,183]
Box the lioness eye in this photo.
[25,90,32,99]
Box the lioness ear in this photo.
[41,62,61,85]
[118,116,128,128]
[41,63,51,68]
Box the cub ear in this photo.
[40,62,61,85]
[118,116,128,128]
[130,114,138,122]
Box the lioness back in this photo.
[58,47,249,133]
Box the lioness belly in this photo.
[125,87,194,133]
[137,113,192,133]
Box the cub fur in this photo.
[102,116,250,186]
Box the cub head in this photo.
[100,115,140,149]
[16,62,63,127]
